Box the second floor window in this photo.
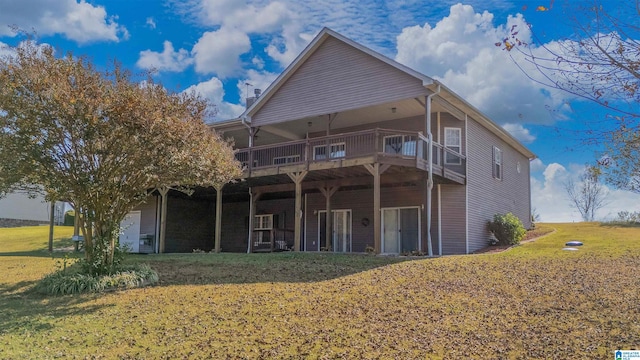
[493,146,503,180]
[314,143,346,160]
[444,127,462,165]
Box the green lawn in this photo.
[0,223,638,359]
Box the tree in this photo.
[498,0,639,117]
[564,166,608,221]
[0,41,242,274]
[497,1,639,193]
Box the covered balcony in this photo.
[234,128,466,184]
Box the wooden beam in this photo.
[261,125,301,141]
[364,164,382,253]
[287,171,307,251]
[214,184,224,253]
[247,189,263,254]
[48,201,55,253]
[251,171,425,194]
[158,187,169,253]
[320,186,339,250]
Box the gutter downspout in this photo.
[242,115,253,254]
[426,84,441,257]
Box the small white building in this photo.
[0,191,65,227]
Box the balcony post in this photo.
[364,163,389,253]
[158,186,169,254]
[287,171,307,251]
[214,183,224,253]
[320,186,339,251]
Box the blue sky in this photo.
[1,0,638,221]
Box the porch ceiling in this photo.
[219,97,451,148]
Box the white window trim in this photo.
[444,127,462,165]
[317,209,352,252]
[254,214,273,230]
[493,146,503,180]
[313,142,346,160]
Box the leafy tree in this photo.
[497,1,639,193]
[497,1,639,117]
[0,41,242,274]
[564,166,608,221]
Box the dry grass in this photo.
[0,223,638,359]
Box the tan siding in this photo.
[466,118,532,252]
[440,184,467,255]
[252,37,428,126]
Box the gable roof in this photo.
[241,28,433,119]
[221,27,534,160]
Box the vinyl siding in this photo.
[440,184,467,255]
[304,185,428,252]
[466,118,532,252]
[137,196,158,236]
[252,37,428,126]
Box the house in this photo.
[0,191,65,227]
[123,28,535,255]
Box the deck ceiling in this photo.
[220,97,451,148]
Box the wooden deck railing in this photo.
[235,128,466,179]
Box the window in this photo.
[254,214,273,230]
[273,155,300,165]
[493,146,502,180]
[313,142,346,160]
[384,135,416,156]
[444,127,462,165]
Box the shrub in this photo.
[35,263,159,295]
[488,213,526,245]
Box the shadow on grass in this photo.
[0,281,111,335]
[137,252,410,286]
[0,237,82,258]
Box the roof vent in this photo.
[254,88,262,98]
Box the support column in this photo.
[48,201,55,253]
[214,184,224,253]
[288,171,308,251]
[320,186,338,250]
[247,189,262,253]
[158,187,169,253]
[364,164,389,253]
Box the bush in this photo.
[35,263,159,295]
[488,213,526,246]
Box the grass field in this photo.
[0,223,638,359]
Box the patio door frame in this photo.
[381,206,421,254]
[317,209,352,252]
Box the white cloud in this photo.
[266,23,316,67]
[236,69,279,104]
[530,158,545,173]
[502,123,536,143]
[196,0,291,33]
[137,41,193,72]
[192,28,251,77]
[146,17,156,29]
[0,0,127,44]
[395,4,571,126]
[531,162,640,222]
[184,77,245,122]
